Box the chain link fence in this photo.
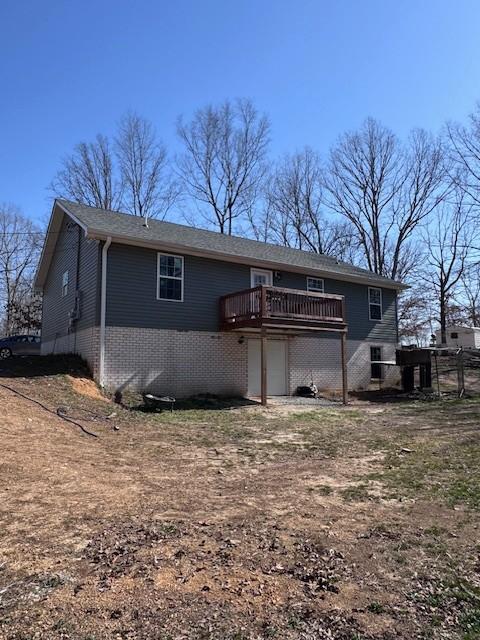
[432,348,480,398]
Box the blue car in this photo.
[0,335,41,359]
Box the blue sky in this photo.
[1,0,480,224]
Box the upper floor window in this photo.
[307,277,324,293]
[62,271,69,297]
[157,253,184,302]
[368,287,382,321]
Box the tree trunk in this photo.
[440,287,447,345]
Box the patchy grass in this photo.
[340,483,380,503]
[316,484,334,496]
[408,574,480,639]
[0,357,479,639]
[370,438,480,511]
[367,602,387,615]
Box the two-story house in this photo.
[35,200,405,403]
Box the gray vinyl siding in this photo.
[41,215,99,341]
[105,243,398,342]
[77,230,101,331]
[106,243,251,332]
[279,272,397,342]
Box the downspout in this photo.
[99,237,112,388]
[73,225,82,353]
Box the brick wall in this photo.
[103,327,248,397]
[42,326,398,398]
[288,335,398,393]
[41,326,99,377]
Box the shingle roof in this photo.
[56,199,405,289]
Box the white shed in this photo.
[436,326,480,349]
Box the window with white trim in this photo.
[370,346,383,379]
[250,268,273,287]
[368,287,382,321]
[307,277,324,293]
[157,253,184,301]
[62,271,69,297]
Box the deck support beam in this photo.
[261,328,267,406]
[341,331,348,405]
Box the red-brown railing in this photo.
[220,285,345,328]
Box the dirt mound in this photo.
[65,374,108,401]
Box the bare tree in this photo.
[50,134,121,210]
[268,148,324,251]
[267,148,358,259]
[397,286,432,345]
[177,98,270,234]
[447,103,480,207]
[325,119,447,281]
[244,199,272,243]
[421,192,473,344]
[0,204,43,335]
[456,263,480,326]
[445,301,471,327]
[116,112,178,221]
[7,288,42,334]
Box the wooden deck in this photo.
[219,285,347,332]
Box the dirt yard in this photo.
[0,356,479,640]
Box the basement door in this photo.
[247,339,287,396]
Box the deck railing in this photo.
[220,285,345,329]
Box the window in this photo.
[62,271,69,297]
[157,253,184,301]
[451,332,458,339]
[251,268,273,287]
[370,346,383,379]
[368,287,382,321]
[307,277,324,293]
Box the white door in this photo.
[248,339,287,396]
[251,268,273,287]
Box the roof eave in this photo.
[85,228,407,291]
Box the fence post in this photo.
[434,351,441,398]
[457,348,465,398]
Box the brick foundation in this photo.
[103,327,248,397]
[288,335,398,394]
[41,326,399,397]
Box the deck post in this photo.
[261,328,267,406]
[340,330,348,405]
